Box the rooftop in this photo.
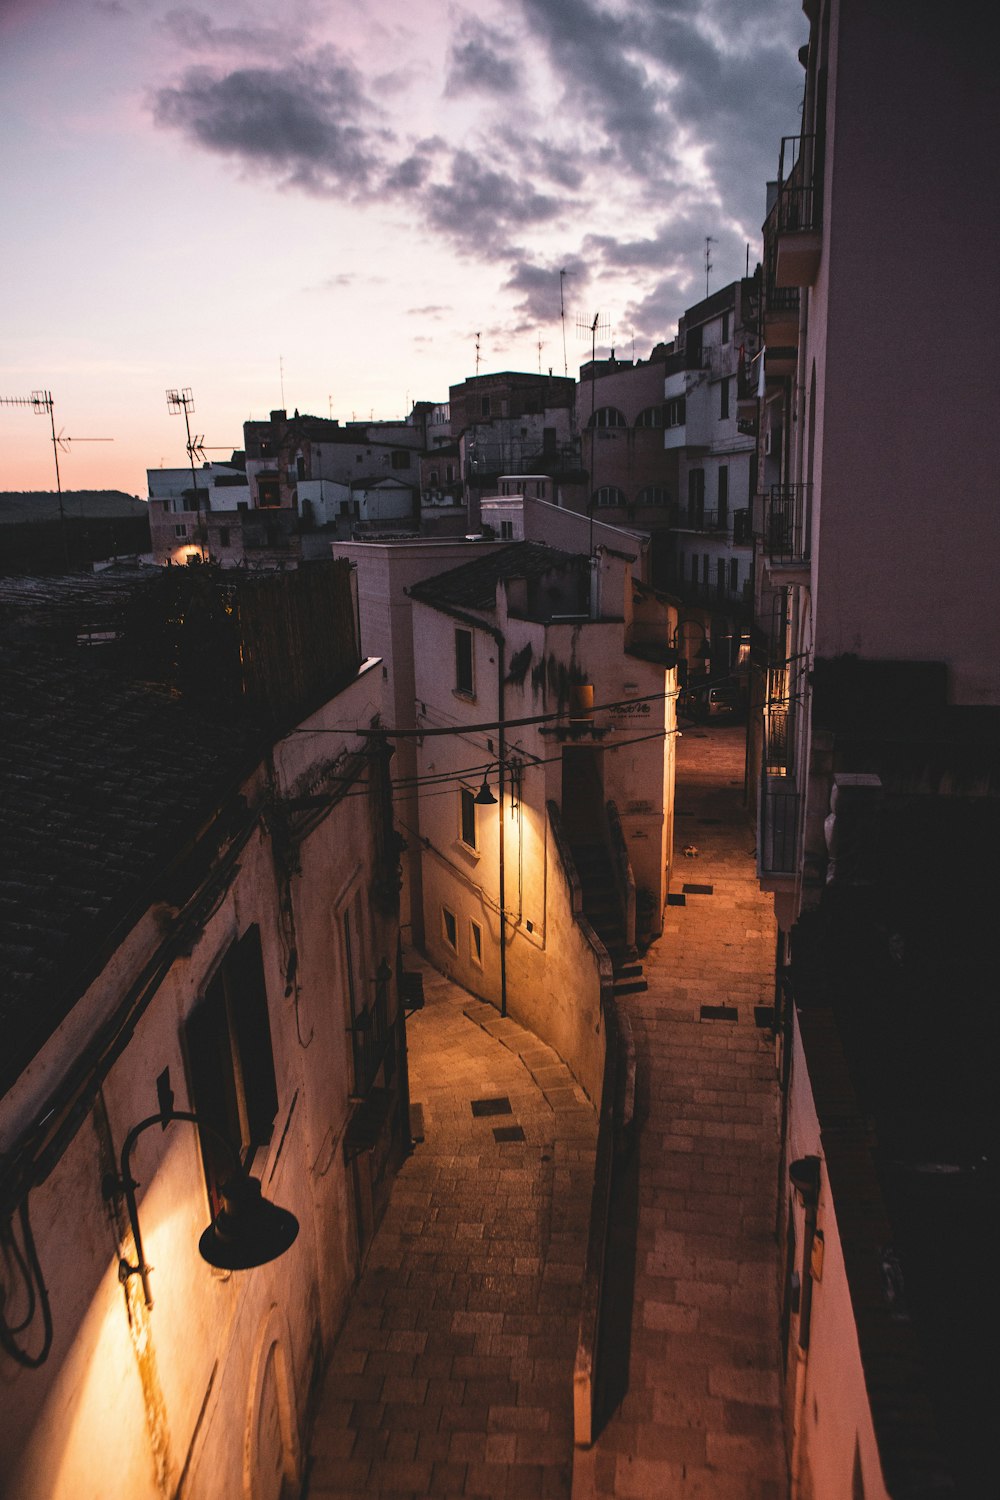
[0,562,360,1097]
[407,541,588,617]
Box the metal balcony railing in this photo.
[764,484,811,563]
[670,505,731,534]
[776,133,821,233]
[759,773,801,876]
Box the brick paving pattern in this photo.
[574,724,787,1499]
[307,963,597,1499]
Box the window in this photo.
[720,378,730,420]
[480,396,491,418]
[722,310,730,344]
[729,558,740,593]
[688,469,705,526]
[470,920,483,967]
[429,469,439,487]
[690,553,699,583]
[219,526,231,547]
[391,450,411,469]
[718,465,729,521]
[636,486,670,508]
[665,396,686,428]
[455,628,474,695]
[460,787,477,850]
[174,524,188,538]
[185,926,279,1215]
[296,454,306,480]
[635,406,663,428]
[702,554,709,584]
[717,559,726,596]
[258,479,280,507]
[442,907,458,951]
[446,464,455,482]
[500,520,514,539]
[237,501,249,513]
[588,407,627,428]
[594,486,626,508]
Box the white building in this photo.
[406,542,678,1099]
[0,563,408,1500]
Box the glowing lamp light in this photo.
[109,1101,298,1307]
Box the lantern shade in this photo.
[474,776,497,805]
[198,1175,299,1270]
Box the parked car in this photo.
[693,682,743,722]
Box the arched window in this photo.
[594,486,626,508]
[634,406,663,428]
[636,486,670,508]
[588,407,627,428]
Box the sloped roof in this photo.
[0,571,268,1096]
[407,541,585,613]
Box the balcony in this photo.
[671,505,730,535]
[763,484,811,565]
[763,283,800,347]
[758,772,801,880]
[773,134,822,287]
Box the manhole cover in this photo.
[493,1125,526,1143]
[471,1097,512,1117]
[701,1004,738,1021]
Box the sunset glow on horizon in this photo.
[1,0,805,495]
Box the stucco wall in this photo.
[811,0,999,705]
[0,670,397,1500]
[782,1012,890,1500]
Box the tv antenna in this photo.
[166,387,209,560]
[559,269,573,376]
[704,236,717,298]
[475,331,482,378]
[1,389,113,566]
[575,311,611,367]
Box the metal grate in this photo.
[471,1096,512,1117]
[666,893,687,906]
[700,1005,738,1021]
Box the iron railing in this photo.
[776,133,821,234]
[759,773,801,876]
[764,484,811,563]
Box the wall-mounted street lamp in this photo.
[106,1091,298,1309]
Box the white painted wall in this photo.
[0,663,397,1500]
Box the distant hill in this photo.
[0,490,147,525]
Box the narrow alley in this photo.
[574,723,786,1499]
[307,724,785,1500]
[306,965,597,1499]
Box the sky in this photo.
[1,0,806,496]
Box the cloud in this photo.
[422,150,564,258]
[152,48,386,192]
[406,305,451,317]
[445,16,519,96]
[161,6,301,58]
[502,255,587,329]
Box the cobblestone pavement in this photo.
[306,960,597,1499]
[574,724,787,1500]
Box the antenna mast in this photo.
[1,390,112,568]
[166,387,208,561]
[475,331,481,378]
[575,311,611,556]
[704,236,717,298]
[559,269,571,376]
